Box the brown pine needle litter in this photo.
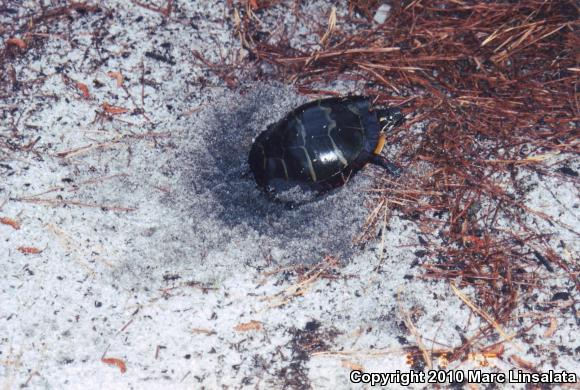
[220,0,579,365]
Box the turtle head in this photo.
[378,108,404,133]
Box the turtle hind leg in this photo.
[369,155,402,177]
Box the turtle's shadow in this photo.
[183,87,369,261]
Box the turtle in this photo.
[248,96,404,196]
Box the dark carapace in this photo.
[249,96,404,195]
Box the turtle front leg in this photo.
[370,155,402,177]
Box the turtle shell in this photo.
[249,96,384,192]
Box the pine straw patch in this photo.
[222,0,579,364]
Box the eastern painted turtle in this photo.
[249,96,404,195]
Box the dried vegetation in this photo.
[224,0,579,365]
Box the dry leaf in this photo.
[1,217,21,230]
[102,102,129,115]
[234,320,263,332]
[509,354,535,371]
[482,343,505,358]
[101,357,127,373]
[107,71,124,87]
[463,235,485,247]
[75,82,90,99]
[190,328,214,335]
[18,246,42,254]
[320,7,337,45]
[341,359,364,371]
[6,38,27,49]
[543,317,558,338]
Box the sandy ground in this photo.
[0,1,578,389]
